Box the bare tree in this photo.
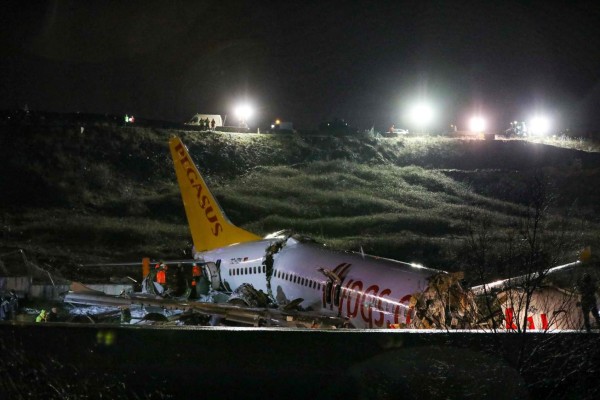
[462,172,582,333]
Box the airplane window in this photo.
[237,268,240,275]
[262,266,266,273]
[245,267,248,275]
[293,276,297,283]
[253,266,257,274]
[301,277,305,285]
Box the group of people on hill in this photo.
[198,118,216,131]
[0,290,19,320]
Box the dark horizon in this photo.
[1,1,600,132]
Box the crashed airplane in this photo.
[65,136,586,330]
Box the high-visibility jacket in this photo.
[156,270,167,284]
[155,263,168,284]
[191,265,201,286]
[36,310,46,322]
[192,265,201,277]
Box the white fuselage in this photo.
[196,237,439,329]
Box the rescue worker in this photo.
[210,118,216,130]
[191,263,202,297]
[120,306,132,324]
[0,296,9,320]
[8,290,19,319]
[579,273,600,332]
[35,309,47,322]
[46,307,59,322]
[155,262,168,286]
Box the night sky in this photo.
[1,0,599,132]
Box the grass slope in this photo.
[1,122,599,281]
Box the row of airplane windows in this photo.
[227,265,322,291]
[229,265,266,276]
[273,269,322,291]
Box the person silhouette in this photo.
[579,273,600,332]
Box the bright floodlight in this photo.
[234,104,253,121]
[529,115,551,135]
[469,116,486,133]
[409,102,434,128]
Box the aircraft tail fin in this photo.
[169,137,261,252]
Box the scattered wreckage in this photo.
[63,274,350,329]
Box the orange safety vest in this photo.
[191,265,201,286]
[156,270,166,284]
[155,264,168,285]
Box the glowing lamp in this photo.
[469,116,486,133]
[409,102,434,128]
[234,104,254,121]
[529,116,551,135]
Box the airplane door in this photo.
[325,281,333,304]
[203,261,222,290]
[324,281,342,308]
[333,284,342,307]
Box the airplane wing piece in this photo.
[469,260,582,296]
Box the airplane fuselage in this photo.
[196,236,439,329]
